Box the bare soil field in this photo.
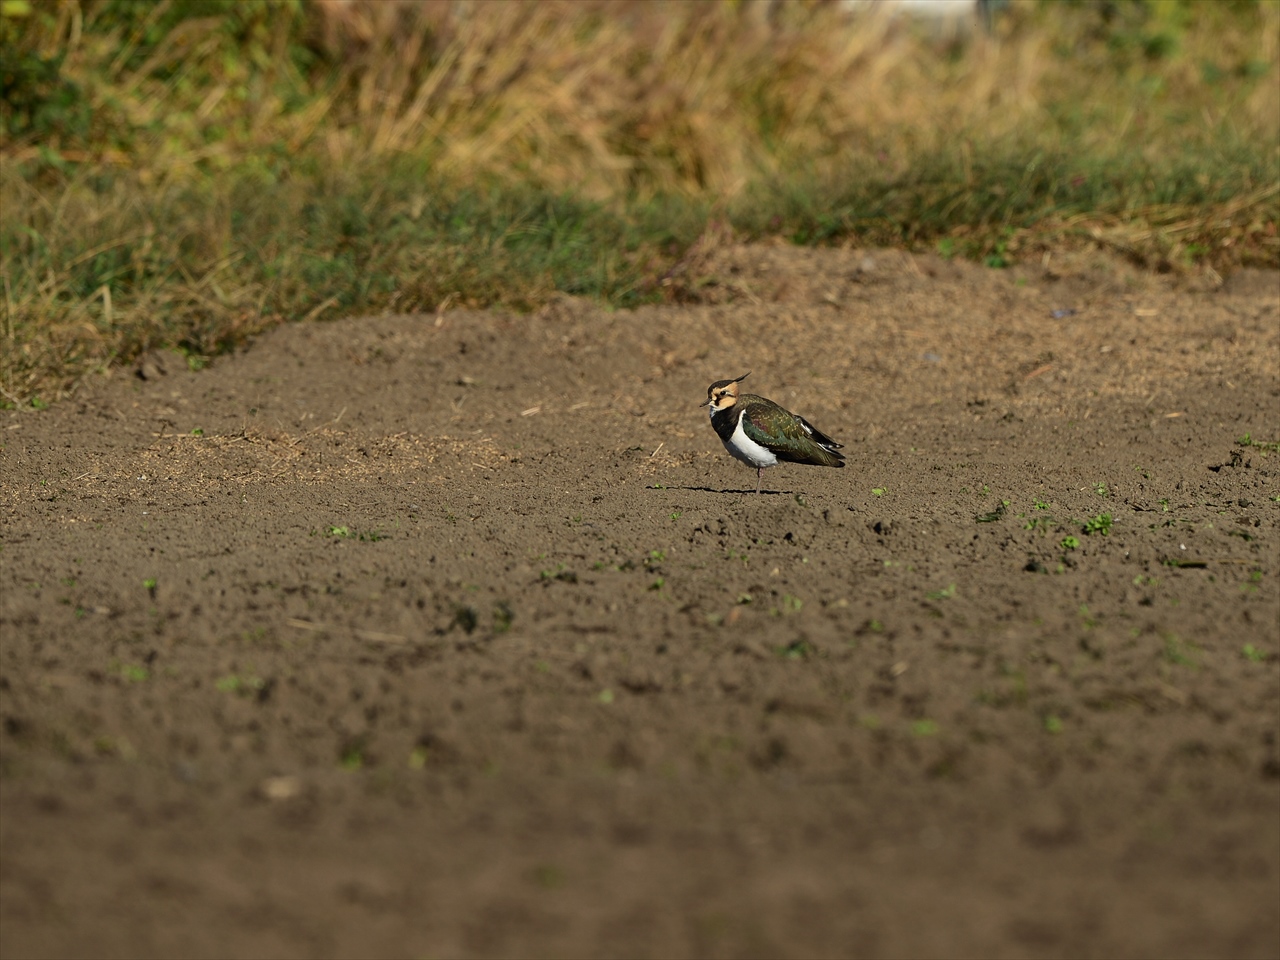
[2,245,1278,959]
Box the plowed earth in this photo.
[2,246,1278,959]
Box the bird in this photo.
[701,372,844,493]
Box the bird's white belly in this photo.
[722,410,777,468]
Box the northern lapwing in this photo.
[701,373,844,493]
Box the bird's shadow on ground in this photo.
[660,485,795,496]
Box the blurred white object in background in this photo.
[841,0,1003,37]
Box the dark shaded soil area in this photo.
[2,246,1278,959]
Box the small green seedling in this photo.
[777,639,814,659]
[1060,536,1080,550]
[1242,644,1266,663]
[339,742,364,770]
[216,674,264,694]
[1083,513,1113,536]
[493,602,514,633]
[1237,434,1280,453]
[1162,636,1198,668]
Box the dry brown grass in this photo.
[13,0,1276,195]
[132,427,505,485]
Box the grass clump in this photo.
[3,0,1277,400]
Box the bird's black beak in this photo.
[699,397,711,407]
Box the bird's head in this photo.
[701,372,750,413]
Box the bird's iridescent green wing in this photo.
[740,396,843,466]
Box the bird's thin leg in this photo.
[756,466,763,494]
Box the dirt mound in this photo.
[3,247,1278,958]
